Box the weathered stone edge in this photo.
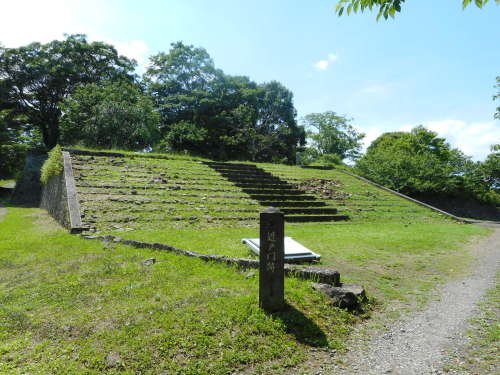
[64,148,194,161]
[81,234,341,286]
[62,152,86,233]
[341,170,473,224]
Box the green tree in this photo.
[145,41,221,130]
[159,121,208,152]
[0,80,23,144]
[253,81,305,162]
[302,111,365,161]
[60,81,160,150]
[146,42,305,162]
[0,34,136,149]
[481,144,500,189]
[335,0,499,20]
[356,126,499,204]
[494,76,500,120]
[356,126,467,194]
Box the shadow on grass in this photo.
[273,303,328,347]
[0,192,39,209]
[8,153,47,208]
[0,188,13,200]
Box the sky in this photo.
[1,0,499,160]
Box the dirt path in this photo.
[326,224,500,375]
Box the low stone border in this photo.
[312,282,366,310]
[81,234,341,286]
[65,148,193,161]
[341,170,473,224]
[300,165,335,170]
[64,149,128,158]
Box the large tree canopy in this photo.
[302,111,365,162]
[145,42,305,162]
[482,144,500,189]
[60,81,160,150]
[335,0,499,20]
[0,34,136,148]
[355,126,499,204]
[356,126,464,194]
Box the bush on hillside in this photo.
[0,144,28,178]
[355,126,500,206]
[40,145,63,184]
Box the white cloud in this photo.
[103,39,149,67]
[356,119,499,161]
[0,1,149,73]
[360,84,390,94]
[426,119,499,161]
[314,60,329,71]
[399,124,413,132]
[327,53,338,62]
[399,119,499,161]
[313,53,338,71]
[0,0,94,47]
[354,126,383,153]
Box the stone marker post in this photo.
[259,207,285,312]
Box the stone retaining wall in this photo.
[40,172,70,227]
[40,152,85,233]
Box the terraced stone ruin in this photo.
[204,162,349,223]
[68,151,446,236]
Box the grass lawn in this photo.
[0,204,491,374]
[109,222,489,306]
[1,149,492,374]
[0,206,358,375]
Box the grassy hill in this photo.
[0,150,491,374]
[72,153,447,234]
[69,150,489,300]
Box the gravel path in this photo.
[0,206,7,222]
[330,224,500,375]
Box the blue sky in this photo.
[1,0,499,160]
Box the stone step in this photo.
[285,215,349,223]
[259,201,327,207]
[234,182,295,189]
[204,162,259,169]
[281,208,338,215]
[224,176,284,184]
[300,165,335,170]
[243,188,305,195]
[250,194,317,201]
[216,171,275,178]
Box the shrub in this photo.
[316,153,343,166]
[40,145,63,184]
[0,144,28,178]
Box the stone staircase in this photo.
[204,162,349,223]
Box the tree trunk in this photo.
[41,116,60,149]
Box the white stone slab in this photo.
[241,237,321,262]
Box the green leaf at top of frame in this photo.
[347,3,353,15]
[353,0,360,13]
